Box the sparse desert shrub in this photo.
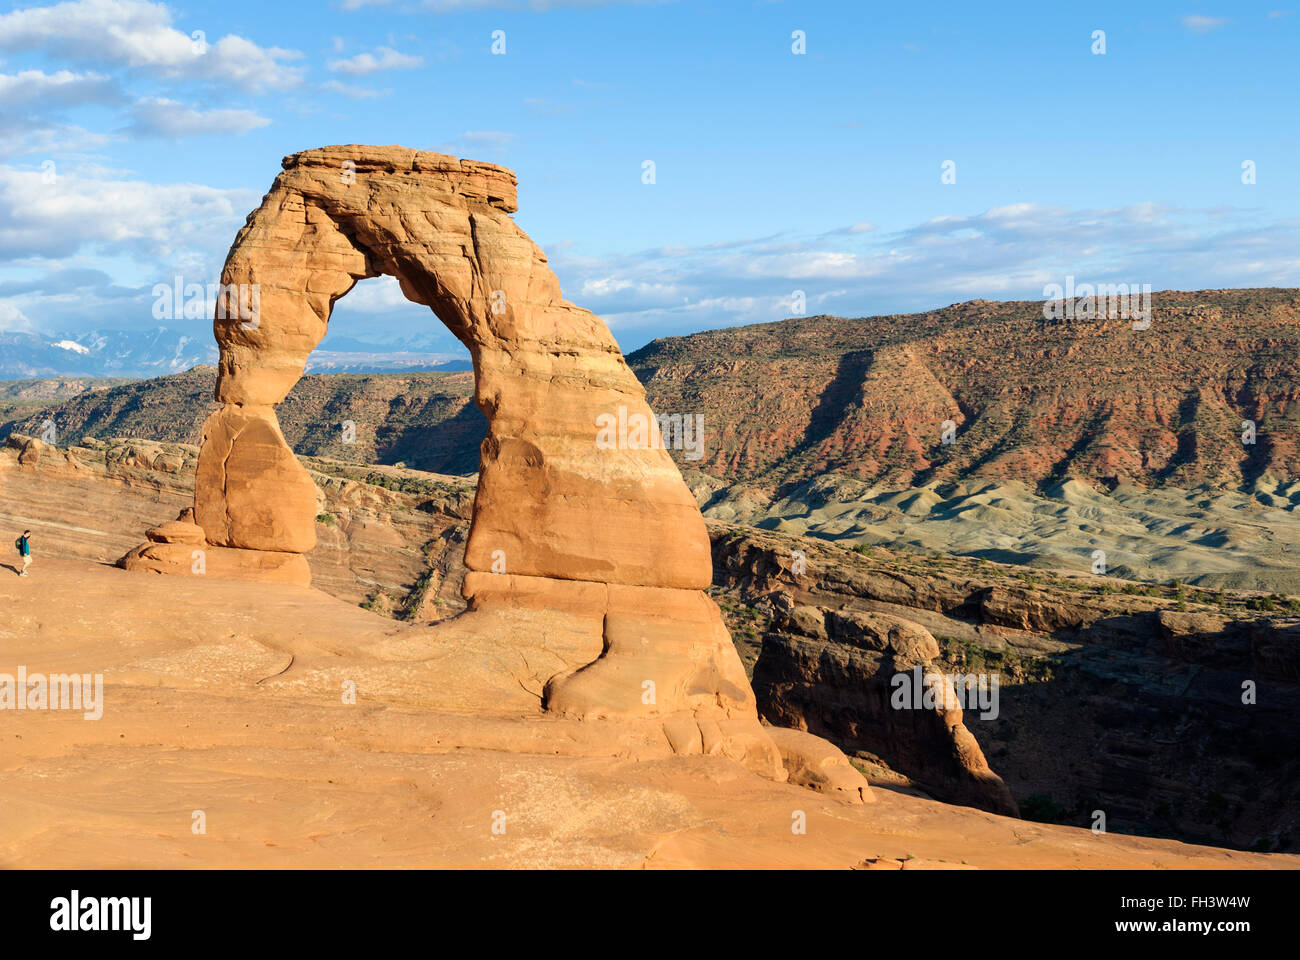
[401,569,437,622]
[1020,794,1067,823]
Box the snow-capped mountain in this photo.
[0,327,469,379]
[0,328,216,378]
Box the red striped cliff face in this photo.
[629,289,1300,495]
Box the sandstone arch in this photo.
[122,145,791,779]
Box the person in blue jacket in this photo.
[15,529,31,577]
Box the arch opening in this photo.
[282,276,481,475]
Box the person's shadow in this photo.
[1,562,23,576]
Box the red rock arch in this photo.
[122,145,784,777]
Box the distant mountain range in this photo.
[7,288,1300,591]
[0,328,214,378]
[6,288,1299,492]
[0,328,468,379]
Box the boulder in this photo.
[765,725,873,803]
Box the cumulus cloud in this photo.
[0,69,121,109]
[0,162,258,264]
[327,46,423,76]
[0,0,304,92]
[333,275,407,311]
[126,97,271,137]
[0,68,123,153]
[4,123,113,156]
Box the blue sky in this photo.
[0,0,1296,358]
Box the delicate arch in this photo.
[200,144,710,590]
[121,145,785,780]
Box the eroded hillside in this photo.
[631,289,1300,492]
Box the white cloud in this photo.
[0,299,35,332]
[0,69,120,109]
[1181,14,1230,32]
[0,163,259,264]
[543,204,1300,337]
[327,46,423,76]
[320,80,386,100]
[0,0,304,92]
[0,68,122,153]
[334,275,406,311]
[126,97,271,137]
[125,97,270,137]
[205,34,304,93]
[3,123,112,156]
[580,277,682,305]
[432,130,517,157]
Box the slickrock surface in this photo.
[3,558,1292,869]
[0,434,471,614]
[9,434,1300,851]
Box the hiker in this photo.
[14,529,31,577]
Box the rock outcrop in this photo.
[755,595,1018,816]
[710,521,1300,848]
[119,145,789,780]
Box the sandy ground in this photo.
[1,557,1294,869]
